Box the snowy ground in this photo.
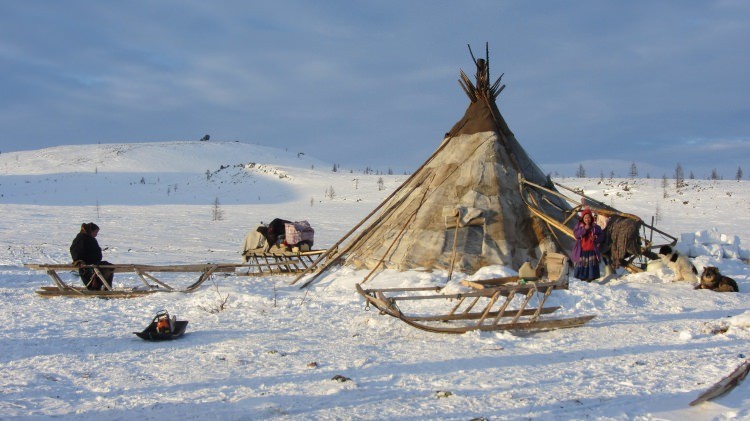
[1,141,749,420]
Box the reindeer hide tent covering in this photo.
[327,48,576,275]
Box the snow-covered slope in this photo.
[1,141,749,420]
[0,141,383,206]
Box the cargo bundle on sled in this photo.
[240,218,329,275]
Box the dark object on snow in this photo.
[200,134,210,141]
[134,310,188,341]
[697,266,739,292]
[603,216,642,268]
[258,218,292,251]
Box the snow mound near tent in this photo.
[676,228,750,260]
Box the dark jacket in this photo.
[70,232,103,264]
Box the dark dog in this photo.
[697,266,739,292]
[658,245,699,282]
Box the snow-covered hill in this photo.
[1,141,749,420]
[0,141,395,206]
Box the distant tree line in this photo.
[573,162,744,181]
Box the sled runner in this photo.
[689,358,750,406]
[357,252,595,334]
[25,257,328,298]
[134,310,188,341]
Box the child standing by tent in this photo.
[571,209,604,282]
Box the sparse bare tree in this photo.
[655,201,662,224]
[735,166,743,181]
[212,197,224,221]
[629,162,638,178]
[377,177,385,191]
[198,279,229,314]
[710,168,720,180]
[674,163,685,189]
[325,186,336,200]
[576,164,586,178]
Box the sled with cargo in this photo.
[240,248,330,275]
[239,219,328,275]
[356,252,595,334]
[25,256,329,298]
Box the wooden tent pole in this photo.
[530,178,676,242]
[447,213,461,281]
[291,133,463,287]
[361,184,434,284]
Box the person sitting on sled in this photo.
[69,222,115,290]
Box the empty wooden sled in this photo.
[356,252,595,334]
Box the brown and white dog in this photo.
[697,266,739,292]
[658,245,699,282]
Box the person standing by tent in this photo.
[70,222,114,290]
[572,209,604,282]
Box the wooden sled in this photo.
[518,176,677,273]
[356,252,595,334]
[240,248,329,275]
[25,258,326,298]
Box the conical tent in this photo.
[301,47,578,284]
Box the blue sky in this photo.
[1,1,748,178]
